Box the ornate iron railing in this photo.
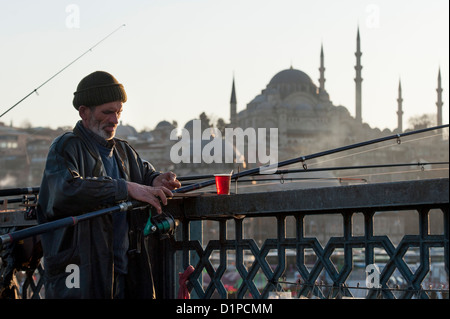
[158,178,449,299]
[1,178,449,299]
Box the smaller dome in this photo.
[184,119,196,131]
[116,122,137,138]
[155,120,174,130]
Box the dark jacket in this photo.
[37,121,160,299]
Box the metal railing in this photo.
[0,178,449,299]
[157,178,449,299]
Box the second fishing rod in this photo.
[142,123,449,235]
[1,123,448,247]
[172,123,449,193]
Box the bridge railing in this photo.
[156,178,449,299]
[0,178,448,299]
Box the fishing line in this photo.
[0,24,126,119]
[233,168,449,191]
[335,167,449,182]
[235,168,448,190]
[230,166,449,190]
[293,132,447,169]
[177,161,448,183]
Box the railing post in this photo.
[181,219,190,269]
[161,236,176,298]
[364,210,375,266]
[270,215,286,294]
[444,208,449,278]
[416,209,431,299]
[340,212,353,297]
[218,220,228,299]
[189,220,202,299]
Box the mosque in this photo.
[231,29,445,163]
[120,28,447,186]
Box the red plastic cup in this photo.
[214,174,232,195]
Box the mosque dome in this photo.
[267,67,317,99]
[268,67,314,87]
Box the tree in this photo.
[199,112,212,132]
[216,118,226,136]
[408,114,435,130]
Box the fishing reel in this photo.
[143,209,178,239]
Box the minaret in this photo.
[354,27,363,123]
[436,68,443,126]
[318,43,326,93]
[397,79,403,132]
[230,76,237,128]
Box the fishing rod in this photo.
[1,161,447,199]
[143,124,448,234]
[3,161,446,206]
[173,124,449,193]
[0,123,448,247]
[0,196,36,206]
[180,177,369,187]
[273,161,449,175]
[0,24,126,119]
[176,161,449,182]
[0,201,140,249]
[0,186,40,197]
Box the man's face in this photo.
[80,101,123,140]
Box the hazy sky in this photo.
[0,0,448,133]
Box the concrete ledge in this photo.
[166,178,449,219]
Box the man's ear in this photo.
[78,105,90,122]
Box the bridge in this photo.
[1,178,448,299]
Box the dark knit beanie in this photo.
[72,71,127,110]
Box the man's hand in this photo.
[126,181,173,214]
[152,171,181,190]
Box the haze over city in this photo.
[0,0,448,133]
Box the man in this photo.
[37,71,181,299]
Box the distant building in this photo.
[0,123,64,187]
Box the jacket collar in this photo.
[73,121,129,179]
[73,121,105,176]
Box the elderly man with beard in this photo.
[37,71,181,299]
